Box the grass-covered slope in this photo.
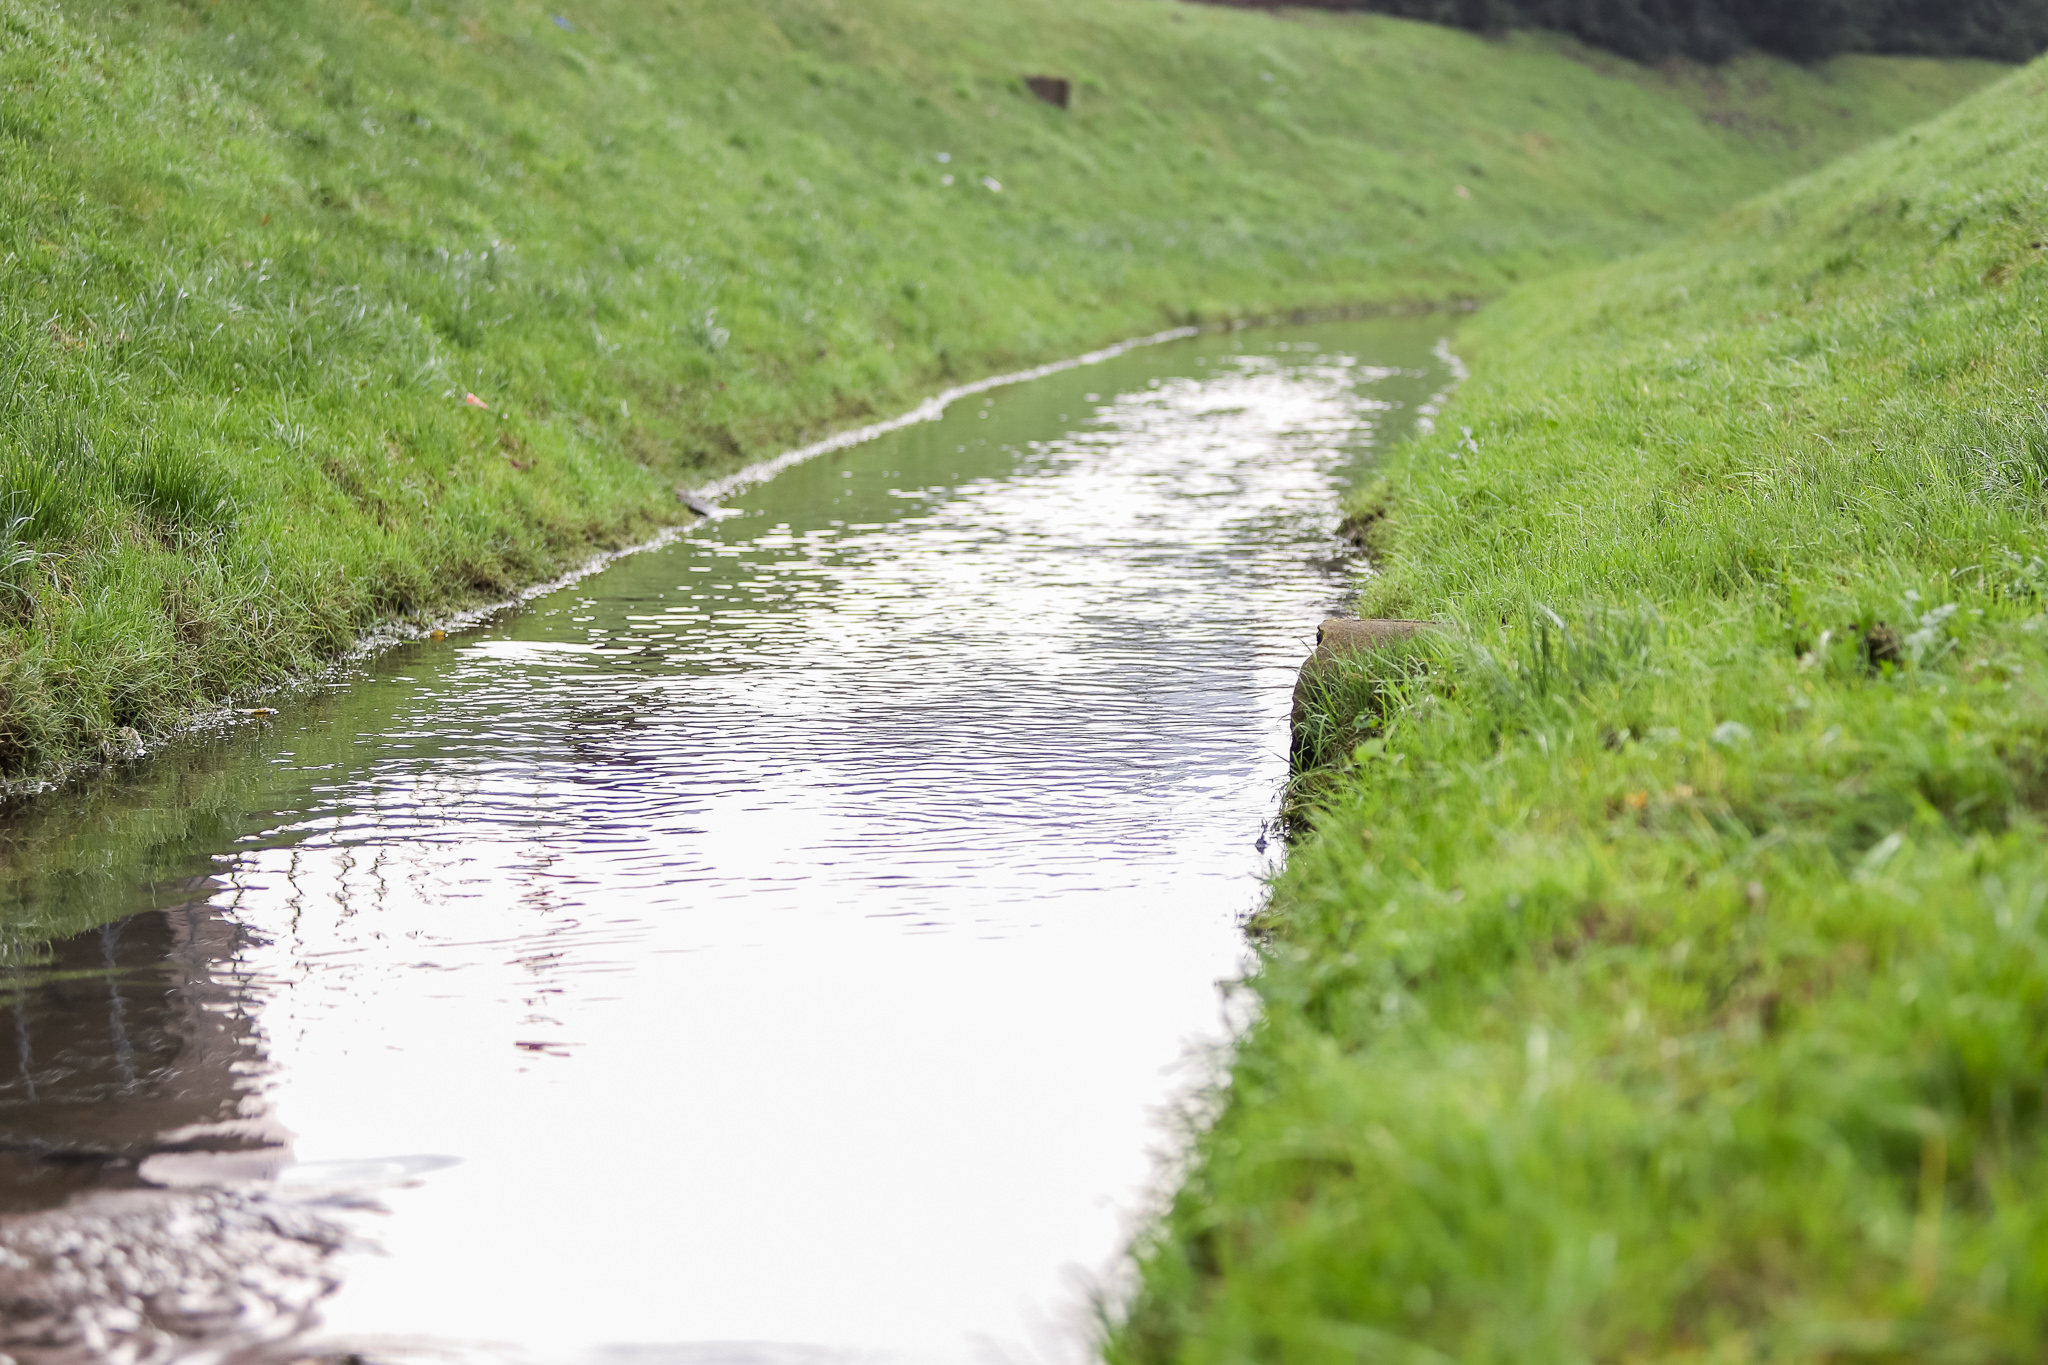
[0,0,1996,780]
[1115,54,2048,1363]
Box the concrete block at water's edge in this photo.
[1290,617,1434,734]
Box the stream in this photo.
[0,319,1451,1365]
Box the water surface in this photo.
[0,320,1450,1365]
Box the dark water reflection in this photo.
[0,902,265,1200]
[0,322,1451,1364]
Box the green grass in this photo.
[1114,53,2048,1364]
[0,0,1998,780]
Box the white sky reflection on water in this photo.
[0,322,1451,1365]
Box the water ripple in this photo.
[0,323,1453,1365]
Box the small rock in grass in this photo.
[1024,75,1070,109]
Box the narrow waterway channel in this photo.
[0,320,1450,1365]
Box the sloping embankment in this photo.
[0,0,1998,781]
[1117,52,2048,1361]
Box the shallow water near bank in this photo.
[0,320,1450,1365]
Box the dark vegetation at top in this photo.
[1202,0,2048,63]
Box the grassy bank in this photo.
[1116,52,2048,1362]
[0,0,1998,781]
